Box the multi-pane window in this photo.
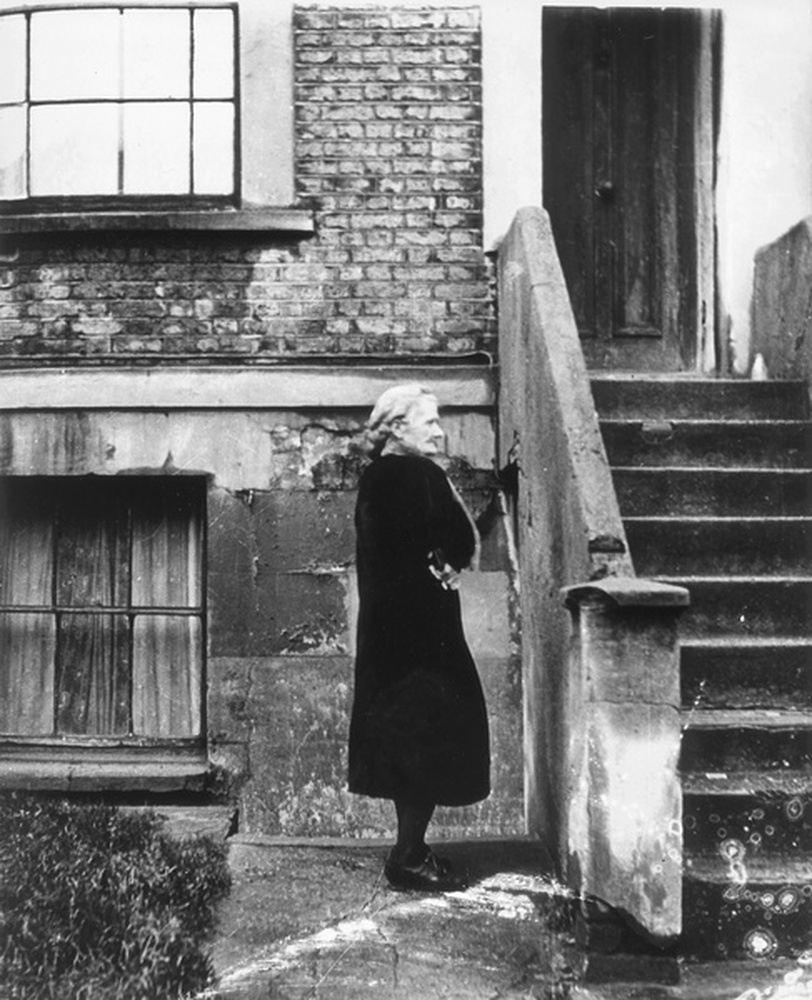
[0,3,237,202]
[0,477,204,742]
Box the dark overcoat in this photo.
[348,454,490,806]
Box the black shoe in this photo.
[425,849,453,876]
[384,850,467,892]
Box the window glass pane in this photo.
[30,104,119,196]
[131,483,201,605]
[132,615,201,737]
[123,101,189,195]
[0,486,53,605]
[123,8,189,100]
[57,614,129,735]
[30,9,120,101]
[56,488,128,607]
[193,8,234,99]
[0,106,26,200]
[193,102,234,194]
[0,14,26,103]
[0,612,55,735]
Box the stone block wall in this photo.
[0,6,494,359]
[0,394,522,838]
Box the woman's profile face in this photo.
[391,396,444,457]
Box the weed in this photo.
[0,795,231,1000]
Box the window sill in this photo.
[0,747,211,792]
[0,206,315,236]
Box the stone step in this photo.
[658,576,812,638]
[682,859,811,961]
[600,420,812,468]
[681,638,812,711]
[591,377,809,421]
[625,517,811,575]
[612,467,812,517]
[682,787,810,855]
[679,709,812,773]
[571,959,812,999]
[681,769,812,797]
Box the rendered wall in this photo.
[0,384,523,837]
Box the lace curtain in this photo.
[0,479,202,740]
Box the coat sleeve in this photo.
[358,458,476,578]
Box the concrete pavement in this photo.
[198,836,811,1000]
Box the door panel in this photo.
[543,8,717,371]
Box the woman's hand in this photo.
[428,559,461,591]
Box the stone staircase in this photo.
[592,376,812,962]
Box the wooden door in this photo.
[542,8,718,371]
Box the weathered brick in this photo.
[364,122,394,139]
[391,84,443,102]
[349,212,406,230]
[390,10,448,29]
[335,11,391,30]
[0,320,38,339]
[391,47,443,66]
[298,48,336,65]
[402,67,432,83]
[293,9,336,30]
[337,46,390,65]
[429,104,480,121]
[447,9,480,29]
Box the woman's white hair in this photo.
[365,382,436,457]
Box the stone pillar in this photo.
[562,578,689,947]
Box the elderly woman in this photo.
[348,383,490,891]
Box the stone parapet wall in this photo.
[752,217,812,386]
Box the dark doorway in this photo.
[543,7,719,371]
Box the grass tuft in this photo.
[0,794,231,1000]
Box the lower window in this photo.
[0,476,205,743]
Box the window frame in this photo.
[1,2,241,208]
[0,474,207,751]
[0,0,310,234]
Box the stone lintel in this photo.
[0,363,495,412]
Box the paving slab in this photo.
[201,838,578,999]
[199,836,812,1000]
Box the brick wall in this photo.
[0,5,494,360]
